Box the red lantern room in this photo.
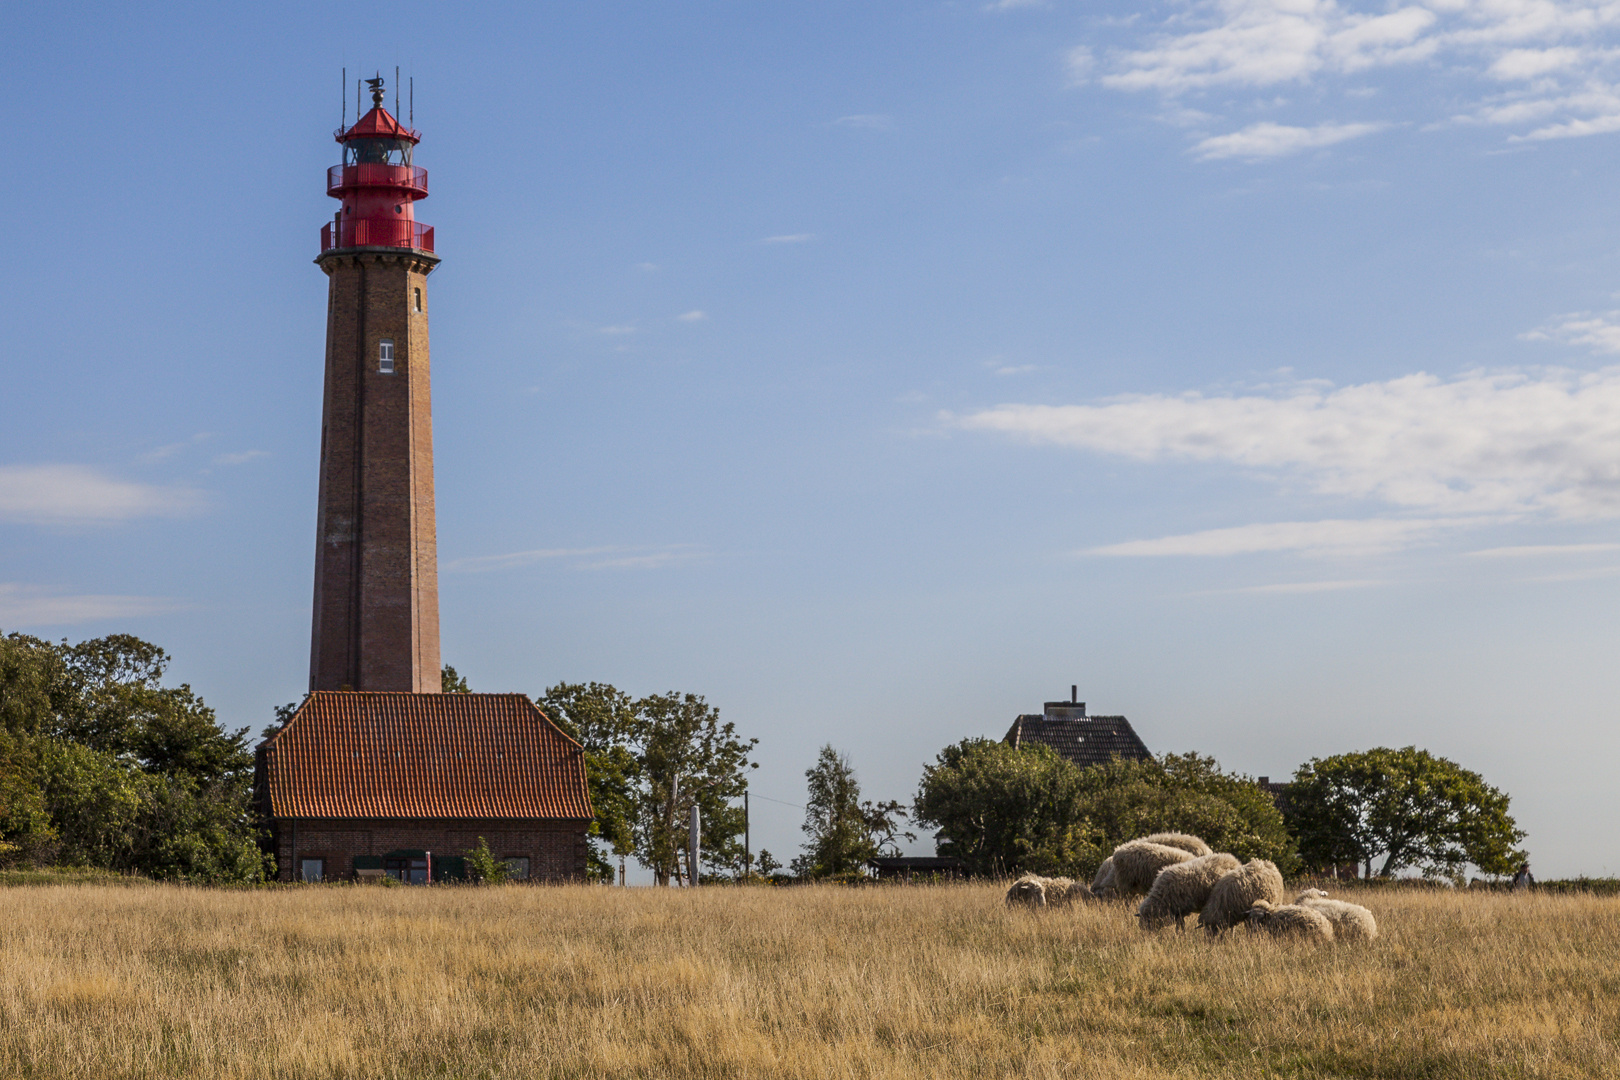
[321,75,433,254]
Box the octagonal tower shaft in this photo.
[309,84,441,694]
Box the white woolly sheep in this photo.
[1294,892,1379,943]
[1109,840,1197,896]
[1137,832,1213,858]
[1091,856,1117,897]
[1005,874,1076,909]
[1197,859,1285,934]
[1136,852,1242,931]
[1246,899,1335,942]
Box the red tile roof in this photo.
[338,106,420,144]
[260,692,592,820]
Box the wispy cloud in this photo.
[1193,120,1385,160]
[446,545,706,573]
[214,450,269,466]
[0,465,203,525]
[1089,1,1620,151]
[599,325,636,336]
[1208,579,1386,594]
[1523,312,1620,353]
[1085,518,1465,557]
[1466,542,1620,557]
[951,366,1620,519]
[677,310,708,322]
[763,234,814,244]
[0,584,187,627]
[140,433,211,463]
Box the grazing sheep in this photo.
[1091,856,1117,897]
[1197,859,1285,933]
[1137,852,1243,930]
[1294,892,1379,943]
[1138,832,1213,858]
[1005,874,1077,909]
[1057,880,1096,906]
[1110,840,1197,896]
[1246,900,1334,942]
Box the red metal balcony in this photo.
[327,163,429,198]
[320,219,435,253]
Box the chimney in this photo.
[1071,685,1077,703]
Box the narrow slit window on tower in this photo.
[414,287,423,313]
[379,339,395,374]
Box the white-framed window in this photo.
[414,287,423,313]
[504,857,530,881]
[300,858,324,883]
[379,339,395,374]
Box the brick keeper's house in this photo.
[256,692,592,883]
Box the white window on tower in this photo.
[379,339,395,374]
[414,287,423,313]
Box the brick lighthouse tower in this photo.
[309,75,441,693]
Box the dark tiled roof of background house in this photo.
[1003,711,1153,769]
[258,692,592,820]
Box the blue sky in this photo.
[4,1,1620,877]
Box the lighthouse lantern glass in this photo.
[345,139,413,167]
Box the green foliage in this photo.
[536,683,641,882]
[755,849,780,875]
[913,740,1296,879]
[793,745,915,879]
[441,665,470,694]
[0,632,265,883]
[464,836,508,884]
[1287,746,1525,879]
[538,684,758,886]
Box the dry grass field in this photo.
[1,881,1616,1079]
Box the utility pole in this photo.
[688,804,701,886]
[744,791,750,878]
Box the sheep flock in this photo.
[1005,833,1378,946]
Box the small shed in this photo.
[869,856,965,882]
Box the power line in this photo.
[747,793,806,811]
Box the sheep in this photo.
[1005,873,1077,909]
[1091,856,1117,897]
[1293,891,1379,943]
[1057,880,1096,905]
[1246,899,1335,942]
[1197,858,1285,934]
[1137,832,1213,858]
[1136,852,1242,930]
[1109,840,1197,896]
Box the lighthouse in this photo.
[309,75,441,693]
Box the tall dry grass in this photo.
[1,881,1615,1078]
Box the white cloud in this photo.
[1227,578,1384,593]
[1466,542,1620,557]
[1193,119,1385,159]
[1085,517,1462,557]
[444,547,613,573]
[763,234,814,244]
[214,450,270,466]
[1522,312,1620,352]
[987,0,1047,10]
[599,325,636,335]
[0,465,203,525]
[0,584,185,627]
[1093,1,1620,146]
[951,366,1620,519]
[677,310,708,322]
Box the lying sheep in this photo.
[1137,832,1212,858]
[1005,873,1077,908]
[1091,856,1117,897]
[1137,852,1242,930]
[1294,890,1379,942]
[1197,859,1284,933]
[1246,899,1334,942]
[1110,840,1197,896]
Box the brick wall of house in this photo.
[272,817,589,883]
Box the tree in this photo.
[755,849,780,875]
[441,665,470,694]
[0,631,266,883]
[1286,746,1525,879]
[795,745,874,878]
[914,739,1102,878]
[465,836,509,883]
[633,691,757,885]
[914,739,1296,879]
[536,682,642,882]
